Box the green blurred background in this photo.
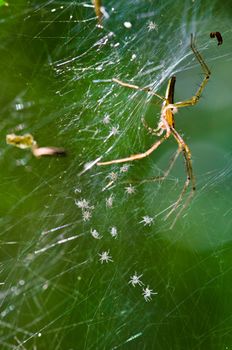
[1,1,232,349]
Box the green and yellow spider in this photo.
[97,34,211,217]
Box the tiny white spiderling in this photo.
[142,286,158,302]
[129,272,144,287]
[140,215,154,226]
[110,125,120,136]
[75,198,94,213]
[99,250,113,264]
[125,184,136,195]
[75,198,90,209]
[110,226,118,238]
[102,114,111,124]
[82,211,92,222]
[147,20,158,32]
[107,172,118,181]
[104,125,120,143]
[90,229,102,239]
[120,164,130,173]
[106,194,114,208]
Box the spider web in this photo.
[1,0,232,349]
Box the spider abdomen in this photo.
[165,108,175,128]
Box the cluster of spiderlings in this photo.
[99,109,121,146]
[75,197,95,222]
[90,228,118,264]
[77,172,155,285]
[90,226,118,240]
[129,272,158,302]
[101,164,131,192]
[74,188,120,266]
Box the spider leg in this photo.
[162,146,182,179]
[174,34,211,109]
[112,78,165,101]
[138,146,182,184]
[141,117,164,136]
[165,127,196,224]
[97,133,170,166]
[121,146,182,186]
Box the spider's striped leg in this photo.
[112,78,165,101]
[174,34,211,109]
[120,146,181,187]
[141,117,164,136]
[97,133,170,166]
[165,127,196,225]
[132,146,182,185]
[162,146,182,179]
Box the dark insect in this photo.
[210,32,223,46]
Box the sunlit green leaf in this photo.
[0,0,8,7]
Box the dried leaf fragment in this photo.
[32,146,66,157]
[6,133,66,158]
[6,134,36,149]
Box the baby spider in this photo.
[97,34,211,223]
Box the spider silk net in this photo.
[1,0,232,349]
